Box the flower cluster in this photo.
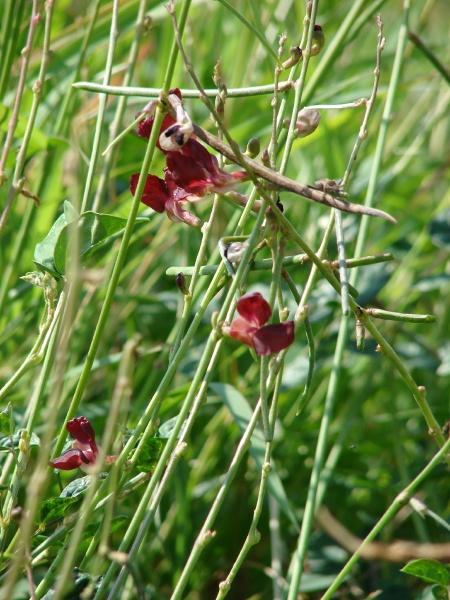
[225,292,295,356]
[50,416,114,472]
[130,89,247,226]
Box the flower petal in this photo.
[167,139,247,195]
[130,174,167,213]
[137,113,176,141]
[166,148,211,196]
[66,416,95,445]
[50,448,87,471]
[236,292,272,328]
[165,195,201,227]
[252,322,295,356]
[228,315,258,348]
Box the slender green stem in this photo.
[211,0,279,62]
[51,0,190,459]
[364,307,436,323]
[0,0,54,233]
[278,0,319,176]
[302,0,367,104]
[54,0,102,135]
[50,338,137,600]
[166,251,394,276]
[80,0,119,213]
[286,312,349,600]
[73,80,294,97]
[216,369,283,599]
[0,0,39,183]
[321,437,450,599]
[92,0,149,211]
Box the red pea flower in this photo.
[131,89,247,227]
[166,139,247,197]
[225,292,295,356]
[129,173,202,227]
[50,416,98,472]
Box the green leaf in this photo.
[39,496,79,527]
[158,416,180,439]
[401,559,450,586]
[59,476,92,498]
[210,382,299,529]
[34,200,79,278]
[135,437,165,473]
[34,204,149,277]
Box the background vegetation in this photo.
[0,0,449,598]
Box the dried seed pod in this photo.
[311,25,324,56]
[295,108,320,137]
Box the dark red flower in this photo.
[66,416,96,447]
[50,416,98,472]
[226,292,295,356]
[166,139,247,197]
[129,172,201,227]
[130,174,167,213]
[131,90,247,226]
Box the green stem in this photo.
[54,0,102,135]
[80,0,119,213]
[51,0,190,459]
[92,0,148,211]
[211,0,279,62]
[287,313,349,600]
[216,369,283,599]
[73,80,294,97]
[0,0,39,183]
[321,437,450,599]
[364,307,436,323]
[166,252,394,276]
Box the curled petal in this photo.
[66,416,95,445]
[236,293,272,328]
[228,316,258,348]
[50,449,88,471]
[165,196,201,227]
[130,174,167,213]
[252,322,295,356]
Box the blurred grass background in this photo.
[0,0,449,598]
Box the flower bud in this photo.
[281,46,302,70]
[311,25,324,56]
[261,148,270,166]
[245,137,260,158]
[175,273,190,296]
[295,108,320,138]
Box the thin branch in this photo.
[193,124,396,223]
[72,80,294,98]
